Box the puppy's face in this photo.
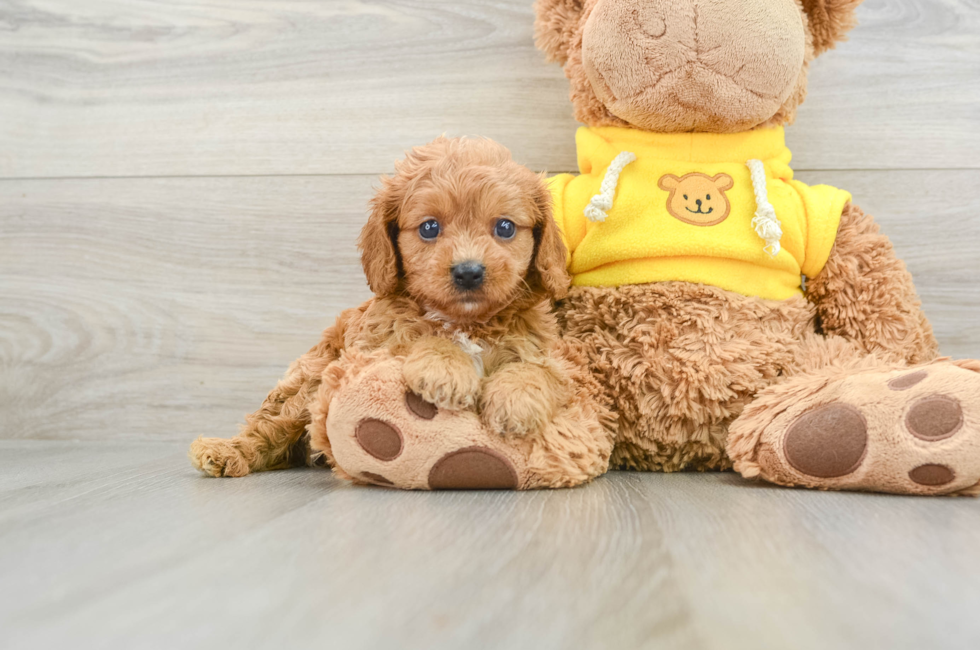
[396,167,538,322]
[359,138,568,323]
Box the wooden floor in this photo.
[3,440,980,650]
[1,1,979,648]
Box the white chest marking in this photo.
[424,311,486,377]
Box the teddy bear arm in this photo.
[805,201,939,364]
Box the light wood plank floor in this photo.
[3,441,980,650]
[2,1,979,648]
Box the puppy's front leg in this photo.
[403,336,481,411]
[481,361,570,437]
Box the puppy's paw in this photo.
[481,368,561,437]
[403,356,481,412]
[189,437,251,477]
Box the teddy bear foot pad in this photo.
[731,360,980,496]
[325,358,527,490]
[354,416,519,490]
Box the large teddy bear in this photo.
[538,0,980,494]
[193,0,980,496]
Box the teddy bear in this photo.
[535,0,980,495]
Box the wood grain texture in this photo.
[2,440,979,650]
[2,170,978,442]
[0,175,374,441]
[1,0,978,179]
[3,2,979,647]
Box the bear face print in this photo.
[658,173,735,226]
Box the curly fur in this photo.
[558,282,812,471]
[533,0,585,66]
[306,340,616,489]
[555,204,940,473]
[802,0,863,55]
[806,203,939,365]
[189,138,585,479]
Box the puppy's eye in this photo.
[683,195,688,200]
[494,218,516,240]
[706,194,711,200]
[419,219,440,241]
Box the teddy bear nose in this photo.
[696,198,703,206]
[452,261,485,291]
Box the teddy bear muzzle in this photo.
[580,0,806,132]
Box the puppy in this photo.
[189,137,575,479]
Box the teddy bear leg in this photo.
[728,351,980,496]
[310,355,612,490]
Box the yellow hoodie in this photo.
[549,127,851,300]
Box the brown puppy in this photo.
[189,137,588,481]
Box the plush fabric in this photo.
[548,126,850,298]
[557,281,819,471]
[728,358,980,496]
[805,203,940,365]
[310,345,615,490]
[580,0,807,132]
[527,0,980,496]
[535,0,823,133]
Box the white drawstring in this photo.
[584,151,636,222]
[747,159,782,257]
[584,154,784,258]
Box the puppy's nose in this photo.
[452,261,485,291]
[696,198,703,206]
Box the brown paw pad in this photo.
[405,390,437,420]
[428,447,519,490]
[888,370,928,391]
[355,419,403,461]
[784,403,868,478]
[906,395,963,441]
[908,464,955,487]
[361,471,395,486]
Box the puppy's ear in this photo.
[359,174,403,296]
[534,0,585,65]
[801,0,864,56]
[527,174,570,301]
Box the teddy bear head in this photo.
[534,0,863,133]
[658,172,734,226]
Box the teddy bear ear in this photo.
[533,0,586,65]
[801,0,864,56]
[658,174,680,191]
[712,174,735,192]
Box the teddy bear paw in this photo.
[730,360,980,496]
[324,358,525,490]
